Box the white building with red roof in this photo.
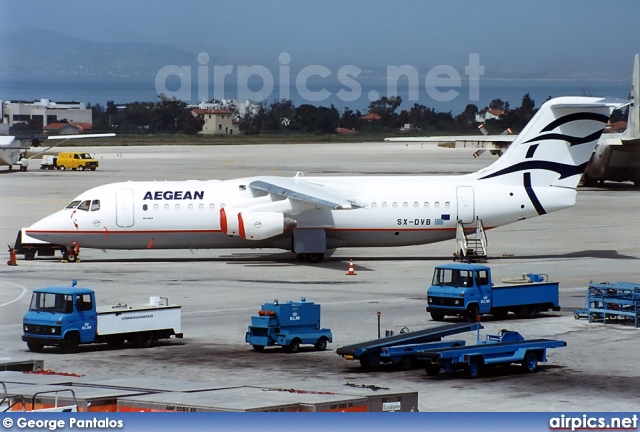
[192,108,240,135]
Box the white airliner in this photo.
[25,97,624,262]
[386,54,640,186]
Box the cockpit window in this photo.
[91,200,101,211]
[65,200,81,209]
[77,200,91,211]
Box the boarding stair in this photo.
[454,218,487,263]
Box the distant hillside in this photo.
[0,29,219,77]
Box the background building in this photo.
[2,99,92,127]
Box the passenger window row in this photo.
[370,201,450,209]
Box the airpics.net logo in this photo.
[549,414,638,431]
[154,52,484,104]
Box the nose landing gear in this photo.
[62,242,80,263]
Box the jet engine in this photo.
[220,208,297,240]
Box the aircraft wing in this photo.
[384,135,516,143]
[250,179,359,210]
[26,133,116,158]
[46,133,116,141]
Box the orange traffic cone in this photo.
[7,246,17,266]
[346,259,356,276]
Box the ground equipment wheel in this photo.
[399,356,413,371]
[314,336,328,351]
[466,358,482,378]
[288,338,301,353]
[521,352,538,373]
[426,364,440,376]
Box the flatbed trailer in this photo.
[414,330,566,378]
[336,322,482,368]
[379,340,466,370]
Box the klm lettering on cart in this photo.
[397,219,431,226]
[290,313,300,321]
[143,191,205,200]
[82,323,92,330]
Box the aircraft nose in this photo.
[26,210,75,241]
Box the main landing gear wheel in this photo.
[296,253,325,263]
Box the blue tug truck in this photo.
[245,298,332,353]
[426,263,560,322]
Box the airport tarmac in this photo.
[1,142,639,412]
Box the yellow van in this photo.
[55,152,99,171]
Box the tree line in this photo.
[16,92,623,136]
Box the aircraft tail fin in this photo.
[624,53,639,139]
[473,97,624,190]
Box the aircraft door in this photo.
[456,186,475,224]
[116,189,135,227]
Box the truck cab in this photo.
[22,287,97,353]
[427,263,492,322]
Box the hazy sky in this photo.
[2,0,640,78]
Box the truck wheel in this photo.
[492,309,508,320]
[78,165,85,171]
[27,342,45,353]
[90,167,96,171]
[465,305,479,323]
[133,332,154,348]
[252,345,265,352]
[61,332,80,353]
[426,364,440,377]
[107,336,126,348]
[24,251,36,261]
[287,338,301,353]
[430,311,445,321]
[59,165,66,171]
[314,336,328,351]
[522,352,538,373]
[466,359,481,378]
